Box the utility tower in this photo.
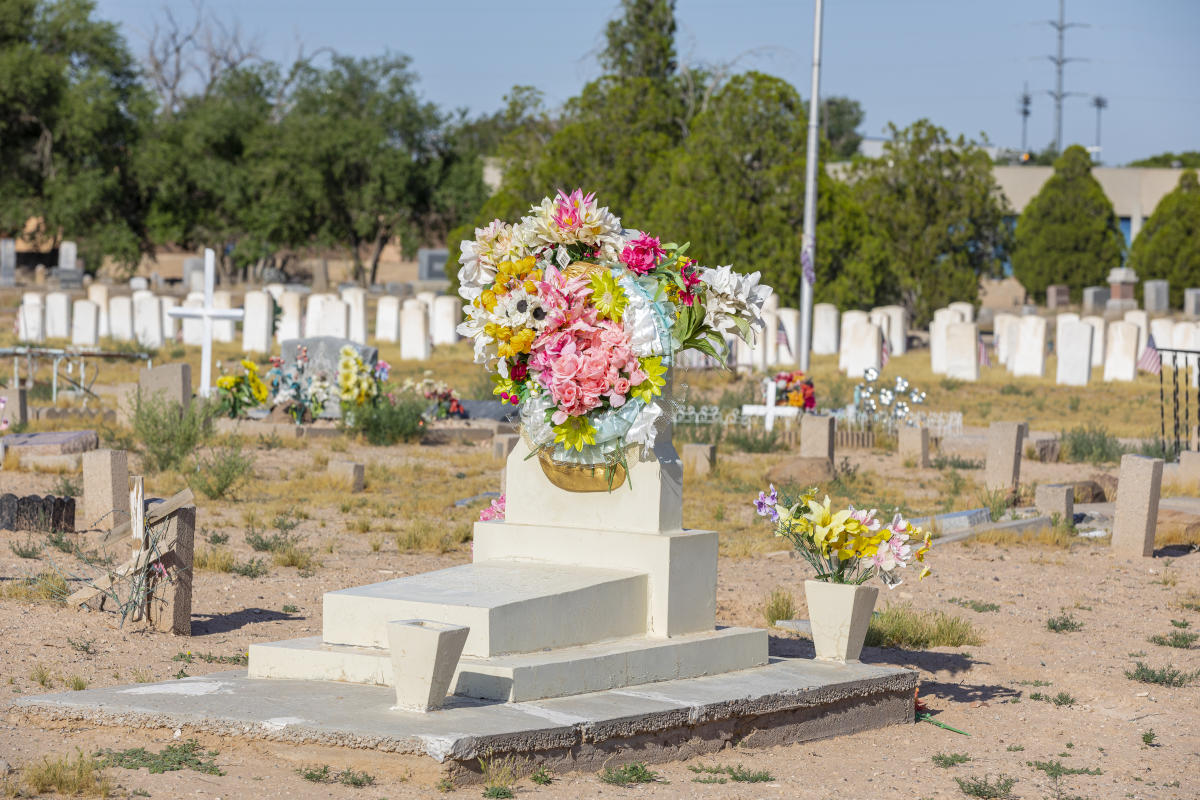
[1045,0,1087,154]
[1092,95,1108,154]
[1019,82,1032,154]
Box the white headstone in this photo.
[933,307,966,324]
[1123,310,1149,357]
[1081,316,1106,368]
[868,308,891,347]
[340,286,368,345]
[777,307,800,365]
[212,291,236,342]
[183,257,205,293]
[319,298,350,339]
[1103,321,1139,383]
[304,294,330,338]
[44,292,71,339]
[838,310,870,373]
[108,296,134,342]
[1149,318,1175,351]
[812,303,840,355]
[1011,316,1047,378]
[129,276,149,292]
[945,321,980,381]
[375,296,401,343]
[877,305,907,355]
[71,299,99,347]
[1055,320,1093,386]
[264,283,286,302]
[133,293,163,348]
[415,290,437,330]
[59,240,77,272]
[754,308,777,368]
[993,313,1020,367]
[400,298,431,361]
[1054,312,1080,353]
[160,296,178,340]
[929,318,949,375]
[947,301,975,323]
[431,296,462,346]
[842,321,882,378]
[18,294,45,342]
[181,294,205,346]
[278,292,303,342]
[242,291,274,354]
[87,284,110,337]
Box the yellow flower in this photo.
[497,327,535,358]
[240,359,258,373]
[803,495,853,555]
[553,416,597,452]
[629,356,667,403]
[492,375,518,398]
[589,270,627,322]
[248,372,269,403]
[481,289,498,312]
[216,375,239,391]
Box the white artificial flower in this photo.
[620,277,662,357]
[625,400,662,453]
[700,265,772,339]
[521,192,623,250]
[457,219,528,291]
[496,287,547,331]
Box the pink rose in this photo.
[620,234,665,275]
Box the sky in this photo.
[93,0,1200,166]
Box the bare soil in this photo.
[2,430,1199,800]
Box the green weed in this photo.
[1148,630,1197,649]
[600,762,660,786]
[932,752,972,768]
[1125,662,1199,687]
[954,774,1017,798]
[101,739,223,775]
[1046,613,1083,633]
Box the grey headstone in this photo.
[1185,288,1200,318]
[58,241,77,272]
[280,337,377,420]
[1081,286,1110,314]
[1143,279,1170,314]
[57,268,84,289]
[459,399,518,423]
[417,248,450,280]
[385,282,412,296]
[0,239,15,288]
[1045,284,1070,309]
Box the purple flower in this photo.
[754,485,779,521]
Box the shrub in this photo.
[1046,613,1083,633]
[1125,661,1199,687]
[954,774,1017,799]
[231,558,268,578]
[348,393,425,445]
[193,547,235,572]
[1060,425,1123,464]
[189,443,254,500]
[20,750,113,797]
[763,588,796,626]
[101,739,223,775]
[1148,630,1198,649]
[600,762,659,786]
[131,393,217,472]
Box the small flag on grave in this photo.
[1137,334,1161,375]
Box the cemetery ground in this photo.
[1,342,1199,798]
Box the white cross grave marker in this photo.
[166,248,244,397]
[740,378,800,432]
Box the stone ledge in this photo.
[9,657,917,778]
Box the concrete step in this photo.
[322,560,648,657]
[249,626,768,703]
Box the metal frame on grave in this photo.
[2,345,152,403]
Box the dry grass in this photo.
[271,545,319,571]
[0,572,68,603]
[193,547,235,572]
[865,603,983,649]
[14,750,113,797]
[1156,522,1200,549]
[971,524,1108,549]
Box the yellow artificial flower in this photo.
[803,495,853,555]
[497,327,536,358]
[589,270,627,322]
[240,359,258,373]
[629,356,667,403]
[248,372,269,403]
[216,375,239,391]
[553,416,597,452]
[480,289,498,312]
[492,375,518,398]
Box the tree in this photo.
[1128,170,1200,306]
[1012,144,1124,303]
[1130,151,1200,169]
[0,0,151,272]
[820,96,864,161]
[600,0,676,81]
[641,72,888,311]
[851,120,1013,326]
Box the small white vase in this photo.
[804,579,878,663]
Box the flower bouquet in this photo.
[773,370,815,410]
[215,359,269,418]
[401,373,466,421]
[754,485,932,662]
[456,188,771,489]
[266,346,334,424]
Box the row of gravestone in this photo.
[0,494,75,533]
[14,285,462,361]
[0,239,83,289]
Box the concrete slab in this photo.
[323,561,648,656]
[1,430,98,456]
[11,658,916,774]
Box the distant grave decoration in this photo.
[772,370,816,410]
[848,368,928,434]
[456,188,770,489]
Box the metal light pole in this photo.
[797,0,824,372]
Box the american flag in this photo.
[776,319,792,360]
[978,335,991,367]
[1137,334,1162,375]
[881,335,890,369]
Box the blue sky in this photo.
[95,0,1199,166]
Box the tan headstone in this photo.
[149,505,195,635]
[329,460,365,493]
[984,422,1025,494]
[1035,484,1073,521]
[138,363,192,413]
[492,434,519,460]
[80,449,130,532]
[899,426,930,468]
[682,443,717,477]
[1177,450,1200,488]
[1112,454,1163,558]
[800,414,835,465]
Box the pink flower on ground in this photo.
[620,233,665,275]
[479,494,506,522]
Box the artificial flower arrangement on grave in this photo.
[773,370,815,410]
[337,345,382,409]
[400,372,466,420]
[456,188,770,487]
[214,359,270,418]
[753,485,931,587]
[266,346,335,424]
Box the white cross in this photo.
[741,378,800,432]
[166,248,244,397]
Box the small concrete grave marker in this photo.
[81,449,130,532]
[1112,454,1163,558]
[984,421,1024,495]
[329,460,365,493]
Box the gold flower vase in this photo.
[536,448,631,493]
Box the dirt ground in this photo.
[1,428,1199,799]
